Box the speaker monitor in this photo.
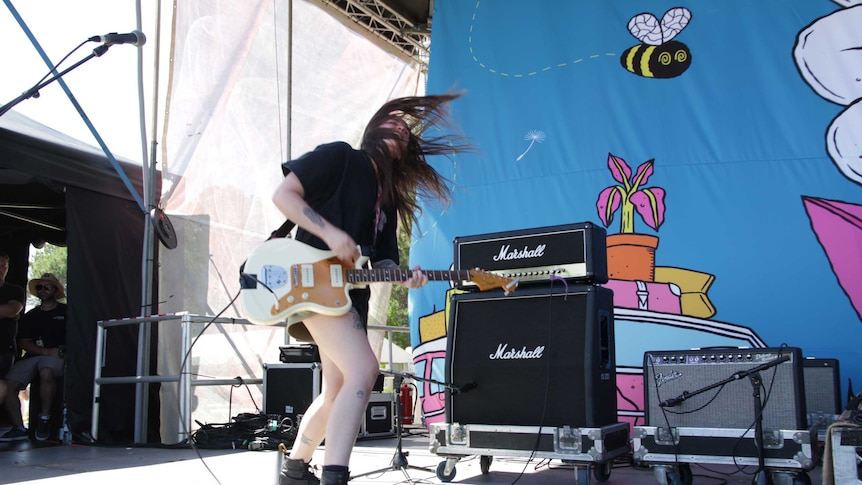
[446,285,616,428]
[263,363,321,427]
[644,347,806,430]
[359,392,395,438]
[803,357,841,426]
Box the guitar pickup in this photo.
[299,264,315,287]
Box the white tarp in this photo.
[1,0,424,442]
[156,0,423,439]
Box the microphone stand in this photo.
[351,371,439,483]
[657,354,790,485]
[0,44,109,118]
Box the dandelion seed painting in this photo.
[516,130,546,161]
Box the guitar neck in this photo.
[346,268,470,284]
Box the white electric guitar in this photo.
[239,238,519,326]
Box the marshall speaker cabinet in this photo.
[453,222,608,288]
[644,347,807,431]
[446,284,616,427]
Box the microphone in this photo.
[89,30,146,47]
[456,382,477,394]
[659,391,689,407]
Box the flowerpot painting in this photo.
[596,153,666,280]
[606,233,659,281]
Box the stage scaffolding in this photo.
[91,312,260,444]
[92,312,409,444]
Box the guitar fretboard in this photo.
[346,269,471,283]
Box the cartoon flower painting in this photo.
[596,153,667,234]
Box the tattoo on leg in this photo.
[356,390,366,399]
[303,207,325,228]
[351,310,363,330]
[300,434,313,445]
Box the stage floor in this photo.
[0,425,825,485]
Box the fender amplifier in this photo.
[453,222,608,288]
[644,347,806,430]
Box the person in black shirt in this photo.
[0,273,66,442]
[274,94,472,485]
[0,252,25,380]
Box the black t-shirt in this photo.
[282,141,399,264]
[0,282,26,352]
[282,142,401,320]
[18,303,67,359]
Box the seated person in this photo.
[0,273,66,442]
[0,251,25,385]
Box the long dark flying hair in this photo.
[360,93,474,230]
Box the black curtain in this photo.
[1,111,161,444]
[65,186,160,443]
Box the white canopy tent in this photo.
[1,0,426,443]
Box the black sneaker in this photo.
[279,457,320,485]
[35,417,51,441]
[0,426,29,442]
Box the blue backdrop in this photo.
[408,0,862,425]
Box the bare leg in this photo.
[301,310,380,466]
[288,352,343,463]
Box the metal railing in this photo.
[91,312,260,444]
[91,313,411,444]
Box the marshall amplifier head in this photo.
[453,222,608,288]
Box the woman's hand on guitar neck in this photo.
[402,265,428,289]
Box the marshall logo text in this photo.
[489,344,546,360]
[492,244,546,262]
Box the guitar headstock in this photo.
[467,268,519,294]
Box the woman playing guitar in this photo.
[272,94,473,485]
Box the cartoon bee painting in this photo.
[622,7,692,79]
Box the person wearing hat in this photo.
[0,273,66,442]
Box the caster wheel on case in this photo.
[790,471,812,485]
[665,472,683,485]
[678,464,693,485]
[576,466,591,485]
[480,455,493,474]
[593,461,612,482]
[436,460,456,482]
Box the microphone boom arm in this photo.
[0,45,109,118]
[657,354,790,408]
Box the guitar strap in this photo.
[268,219,295,240]
[239,220,294,288]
